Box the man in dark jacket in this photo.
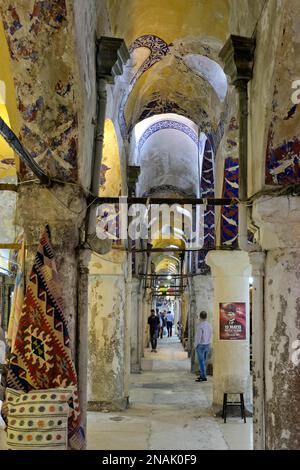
[148,309,160,352]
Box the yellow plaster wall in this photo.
[100,119,121,197]
[107,0,229,47]
[0,18,20,175]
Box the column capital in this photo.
[249,252,266,277]
[206,250,251,277]
[219,35,255,87]
[96,37,129,83]
[253,196,300,249]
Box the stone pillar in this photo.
[17,184,87,351]
[191,275,214,374]
[188,290,196,362]
[253,196,300,449]
[142,289,151,352]
[124,253,132,401]
[17,183,88,438]
[87,250,129,411]
[206,250,251,411]
[77,249,91,441]
[249,252,266,450]
[181,293,189,351]
[131,278,142,372]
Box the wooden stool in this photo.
[222,393,246,423]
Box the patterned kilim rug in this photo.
[6,226,85,449]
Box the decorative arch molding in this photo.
[221,156,239,247]
[119,34,227,142]
[129,35,170,85]
[138,119,198,152]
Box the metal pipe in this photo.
[0,184,18,192]
[90,196,235,206]
[0,117,50,185]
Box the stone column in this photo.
[142,289,151,352]
[181,293,189,351]
[191,275,214,374]
[131,278,142,372]
[87,250,129,411]
[253,196,300,449]
[17,183,88,438]
[249,252,266,450]
[188,289,196,363]
[77,249,91,441]
[206,250,251,411]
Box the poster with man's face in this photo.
[219,302,246,340]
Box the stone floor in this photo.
[87,336,253,450]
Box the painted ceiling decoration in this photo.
[118,34,170,139]
[138,119,198,153]
[197,137,215,274]
[118,30,227,142]
[221,156,239,247]
[183,54,227,102]
[129,35,170,85]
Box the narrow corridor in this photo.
[87,337,253,450]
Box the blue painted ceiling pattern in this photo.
[197,137,215,273]
[119,35,170,139]
[129,35,170,85]
[138,120,198,152]
[221,157,239,247]
[119,35,223,142]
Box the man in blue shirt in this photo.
[194,311,212,382]
[166,310,174,337]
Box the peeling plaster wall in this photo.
[88,250,129,409]
[228,0,284,194]
[229,0,266,37]
[73,0,97,189]
[0,0,83,181]
[265,249,300,449]
[264,1,300,185]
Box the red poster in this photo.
[219,302,246,340]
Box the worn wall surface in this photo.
[0,0,82,181]
[206,250,251,410]
[88,250,129,410]
[253,195,300,449]
[264,248,300,449]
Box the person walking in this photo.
[148,309,160,352]
[159,311,166,339]
[194,311,212,382]
[166,310,174,337]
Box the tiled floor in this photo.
[87,336,253,450]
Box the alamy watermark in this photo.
[291,80,300,104]
[95,198,205,248]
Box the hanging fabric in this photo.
[5,225,84,449]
